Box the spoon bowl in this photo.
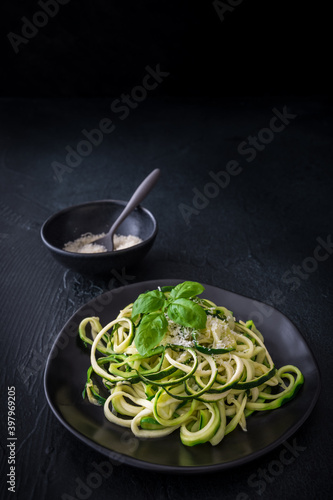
[40,199,158,275]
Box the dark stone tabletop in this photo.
[1,95,332,500]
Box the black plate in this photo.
[44,280,320,473]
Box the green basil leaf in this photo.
[169,281,205,301]
[134,312,168,356]
[167,298,207,329]
[160,285,175,293]
[131,290,166,319]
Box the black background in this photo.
[1,0,331,97]
[1,1,333,500]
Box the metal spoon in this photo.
[94,168,161,251]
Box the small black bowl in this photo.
[40,200,158,275]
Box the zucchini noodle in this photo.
[79,287,304,447]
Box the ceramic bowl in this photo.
[40,200,157,275]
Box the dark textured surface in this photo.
[1,96,333,499]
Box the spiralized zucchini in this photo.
[79,284,304,447]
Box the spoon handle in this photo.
[108,168,161,236]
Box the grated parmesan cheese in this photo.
[159,317,195,348]
[113,234,143,251]
[63,232,143,254]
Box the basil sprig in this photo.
[134,312,168,357]
[131,289,165,318]
[132,281,206,356]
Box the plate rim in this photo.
[44,279,321,473]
